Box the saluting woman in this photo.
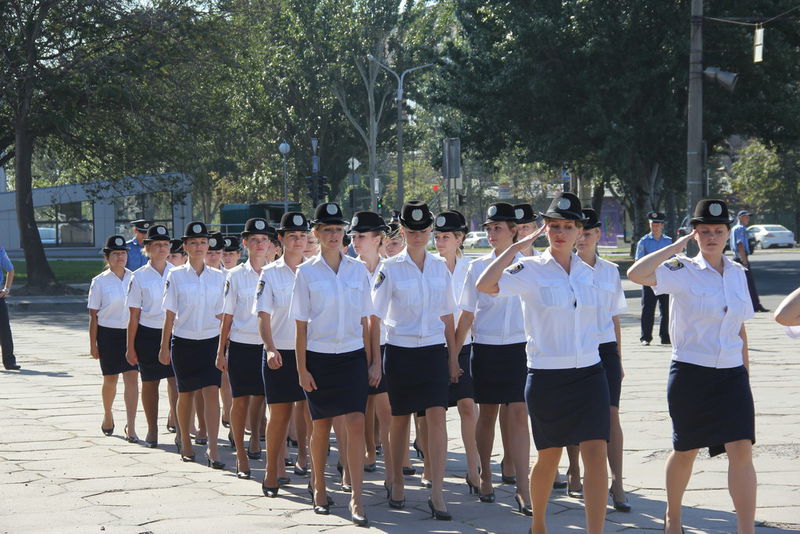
[159,222,226,467]
[628,199,757,534]
[88,235,139,441]
[126,225,177,448]
[292,203,374,526]
[372,200,461,521]
[255,212,311,497]
[455,202,532,515]
[476,192,610,534]
[216,218,274,478]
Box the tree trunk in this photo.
[15,128,58,288]
[590,177,605,219]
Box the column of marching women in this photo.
[87,194,791,533]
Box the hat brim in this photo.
[689,216,734,225]
[311,217,347,226]
[241,229,276,237]
[143,235,170,244]
[434,225,463,233]
[584,222,602,230]
[348,224,390,235]
[399,216,433,230]
[103,247,129,253]
[276,225,308,232]
[483,215,517,226]
[515,216,538,224]
[181,233,210,241]
[648,218,666,223]
[539,211,589,222]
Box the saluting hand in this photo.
[516,224,546,250]
[266,349,283,370]
[158,347,171,366]
[299,369,317,392]
[126,348,138,366]
[215,351,227,372]
[673,229,697,251]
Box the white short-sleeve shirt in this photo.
[437,255,470,324]
[786,326,800,338]
[586,256,628,344]
[126,263,170,329]
[460,251,526,345]
[88,269,133,329]
[252,257,297,351]
[653,253,753,368]
[497,250,601,369]
[222,260,263,345]
[290,253,373,354]
[163,263,225,340]
[362,259,387,346]
[371,249,457,348]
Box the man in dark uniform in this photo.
[730,210,768,312]
[126,219,152,271]
[0,243,19,370]
[635,211,672,345]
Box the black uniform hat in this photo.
[483,202,517,225]
[223,235,241,252]
[540,192,587,222]
[349,211,389,234]
[277,212,310,232]
[690,199,734,225]
[131,219,153,232]
[386,221,401,239]
[312,202,347,226]
[143,224,170,243]
[582,208,602,229]
[207,232,224,251]
[169,239,184,255]
[399,200,434,230]
[647,211,666,223]
[450,209,468,233]
[182,221,210,240]
[514,203,537,224]
[241,217,275,237]
[434,211,463,232]
[103,235,129,253]
[342,234,352,247]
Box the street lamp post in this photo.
[279,140,290,214]
[367,54,435,207]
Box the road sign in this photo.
[374,178,381,194]
[348,157,361,171]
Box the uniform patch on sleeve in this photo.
[506,262,524,275]
[664,258,684,271]
[374,272,386,290]
[256,279,265,299]
[224,279,230,296]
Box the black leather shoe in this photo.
[3,363,21,370]
[313,504,330,515]
[143,440,158,449]
[428,498,452,521]
[237,470,251,480]
[363,463,376,472]
[101,424,114,436]
[514,494,533,516]
[478,491,496,503]
[247,450,261,460]
[262,485,278,497]
[207,458,225,470]
[350,505,369,527]
[402,466,416,476]
[610,490,631,512]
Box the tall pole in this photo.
[396,80,405,208]
[687,0,704,220]
[282,155,288,214]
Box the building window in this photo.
[114,192,174,236]
[33,201,95,247]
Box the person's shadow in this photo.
[0,368,70,378]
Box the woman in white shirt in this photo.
[372,201,460,521]
[125,225,176,448]
[628,199,756,534]
[455,202,531,515]
[159,222,226,467]
[88,235,138,441]
[477,193,610,534]
[216,218,274,478]
[293,203,374,526]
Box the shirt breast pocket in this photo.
[144,282,163,307]
[179,282,201,307]
[537,279,574,309]
[236,284,254,311]
[102,284,124,305]
[427,277,447,307]
[274,283,293,309]
[690,285,723,315]
[308,280,334,313]
[395,279,418,307]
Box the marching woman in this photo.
[455,202,532,514]
[88,236,139,441]
[168,239,187,267]
[207,232,233,431]
[349,211,393,477]
[221,236,242,270]
[255,212,311,497]
[628,199,757,534]
[216,218,274,478]
[476,192,609,534]
[574,208,630,510]
[292,203,374,526]
[126,225,178,448]
[382,222,405,258]
[372,200,461,520]
[433,210,480,494]
[159,221,226,467]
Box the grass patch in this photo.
[11,259,105,284]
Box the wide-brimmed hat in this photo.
[582,208,601,230]
[143,224,170,243]
[514,204,537,224]
[277,212,309,232]
[182,221,210,241]
[241,217,275,237]
[103,235,129,253]
[312,202,347,226]
[647,211,666,223]
[434,211,463,233]
[349,211,389,234]
[483,202,517,225]
[690,199,734,225]
[169,239,184,254]
[223,235,241,252]
[540,192,587,222]
[131,219,153,232]
[399,200,434,230]
[207,232,224,251]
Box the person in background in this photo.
[0,242,19,370]
[303,232,320,259]
[168,239,187,267]
[635,211,672,346]
[382,223,405,258]
[222,236,242,270]
[126,219,152,272]
[730,210,768,312]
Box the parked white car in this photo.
[747,224,795,249]
[463,231,489,248]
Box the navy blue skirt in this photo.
[384,343,449,416]
[448,344,474,406]
[227,340,265,398]
[305,349,368,420]
[262,349,306,404]
[97,326,138,376]
[471,342,527,405]
[667,361,755,457]
[134,325,174,382]
[368,345,388,395]
[525,363,610,450]
[170,336,221,393]
[599,342,622,408]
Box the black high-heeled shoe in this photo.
[207,458,225,470]
[237,470,251,480]
[500,457,516,484]
[293,464,308,476]
[412,439,424,459]
[349,504,369,527]
[313,504,330,515]
[180,453,195,462]
[287,437,298,447]
[363,463,376,472]
[221,419,230,428]
[427,498,452,521]
[262,484,279,497]
[420,478,432,488]
[124,425,138,444]
[663,513,685,534]
[514,494,532,516]
[465,475,480,495]
[101,423,114,436]
[341,483,352,493]
[195,436,207,446]
[166,424,176,433]
[610,490,631,512]
[479,490,496,503]
[306,483,334,505]
[247,449,261,460]
[402,466,416,476]
[228,430,236,450]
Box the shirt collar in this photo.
[692,253,734,272]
